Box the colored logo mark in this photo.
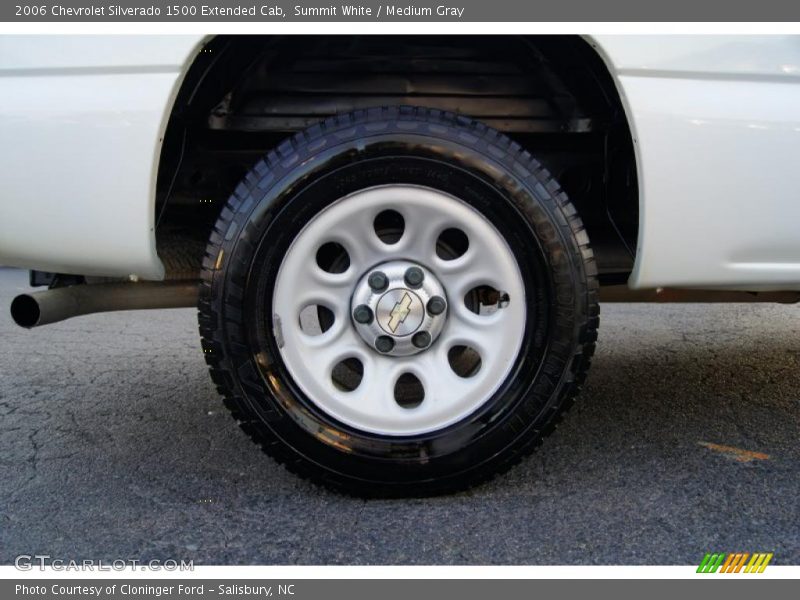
[697,552,773,573]
[388,292,413,333]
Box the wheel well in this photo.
[155,35,638,284]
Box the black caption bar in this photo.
[3,579,791,600]
[3,0,800,22]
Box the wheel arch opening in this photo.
[154,35,639,285]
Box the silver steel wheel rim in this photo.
[272,184,527,436]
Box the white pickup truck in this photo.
[2,35,799,495]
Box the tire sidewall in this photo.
[209,113,590,490]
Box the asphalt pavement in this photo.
[0,267,798,565]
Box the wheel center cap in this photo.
[351,260,448,357]
[376,289,424,336]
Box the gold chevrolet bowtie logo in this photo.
[387,292,413,333]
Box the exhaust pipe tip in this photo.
[10,281,199,328]
[10,294,41,328]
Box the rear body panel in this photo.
[0,36,202,279]
[594,35,800,290]
[1,35,799,290]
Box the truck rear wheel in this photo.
[198,107,598,496]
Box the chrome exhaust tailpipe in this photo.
[10,280,200,328]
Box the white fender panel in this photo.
[591,35,800,290]
[2,35,800,290]
[0,35,205,279]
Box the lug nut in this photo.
[427,296,446,316]
[375,335,395,353]
[404,266,424,288]
[412,331,431,349]
[353,304,373,324]
[368,271,388,292]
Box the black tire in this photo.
[198,106,598,497]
